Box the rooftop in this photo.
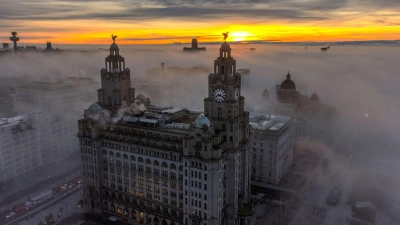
[249,112,292,132]
[118,105,199,130]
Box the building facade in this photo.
[78,40,254,225]
[0,112,82,183]
[0,116,40,182]
[13,77,98,115]
[249,113,294,184]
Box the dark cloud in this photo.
[0,0,367,23]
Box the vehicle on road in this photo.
[6,212,15,218]
[25,190,53,209]
[108,216,118,221]
[326,190,341,205]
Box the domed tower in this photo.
[310,92,319,102]
[276,72,298,108]
[97,36,135,109]
[262,88,270,101]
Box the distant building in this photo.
[0,113,78,182]
[183,39,206,51]
[8,77,99,182]
[236,69,250,90]
[43,42,55,52]
[256,72,335,153]
[2,43,9,50]
[275,72,298,112]
[25,46,37,50]
[9,31,19,52]
[249,113,294,184]
[0,116,39,182]
[78,39,254,225]
[13,77,99,115]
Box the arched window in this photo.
[103,150,107,155]
[131,155,136,161]
[162,162,168,168]
[170,164,176,170]
[146,159,151,164]
[116,153,121,158]
[154,160,159,166]
[218,107,222,119]
[123,154,128,159]
[109,151,114,156]
[138,157,143,163]
[179,166,183,171]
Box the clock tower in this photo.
[203,40,252,224]
[204,41,248,143]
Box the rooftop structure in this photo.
[183,38,206,51]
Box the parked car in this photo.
[108,216,118,222]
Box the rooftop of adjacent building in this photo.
[0,116,32,133]
[249,112,292,132]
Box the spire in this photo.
[286,71,291,80]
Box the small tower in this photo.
[43,42,55,52]
[310,92,319,102]
[262,88,270,101]
[97,35,135,109]
[9,32,20,52]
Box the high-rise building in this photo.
[0,116,39,182]
[0,112,77,182]
[78,39,254,225]
[249,113,293,184]
[13,77,98,115]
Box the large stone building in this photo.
[0,77,99,182]
[13,77,98,115]
[78,39,254,225]
[0,112,81,183]
[248,113,293,184]
[0,116,39,182]
[257,72,335,154]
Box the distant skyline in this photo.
[1,0,400,44]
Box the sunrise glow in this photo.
[1,1,399,45]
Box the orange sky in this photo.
[1,0,400,45]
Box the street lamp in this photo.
[60,202,69,225]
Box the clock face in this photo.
[234,88,240,101]
[213,88,227,103]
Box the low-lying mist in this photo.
[1,43,400,205]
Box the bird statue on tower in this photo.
[223,32,229,42]
[112,34,117,42]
